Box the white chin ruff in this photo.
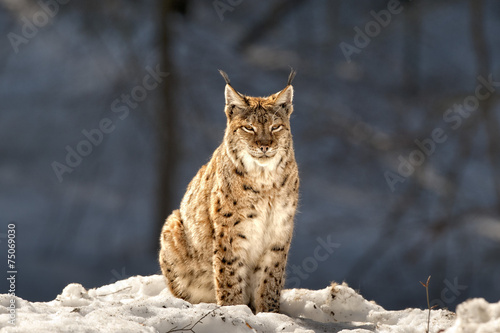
[241,151,280,174]
[255,157,273,167]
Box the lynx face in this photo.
[223,83,294,169]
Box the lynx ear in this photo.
[219,70,248,115]
[273,68,295,115]
[224,85,247,108]
[275,85,294,112]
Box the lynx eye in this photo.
[271,125,283,132]
[242,125,254,133]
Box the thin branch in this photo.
[96,286,133,297]
[419,276,436,333]
[167,307,220,333]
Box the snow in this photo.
[448,298,500,333]
[2,275,497,333]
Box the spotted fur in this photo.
[159,70,299,313]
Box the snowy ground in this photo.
[1,275,498,333]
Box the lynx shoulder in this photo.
[159,69,299,313]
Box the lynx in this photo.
[159,69,299,313]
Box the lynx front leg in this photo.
[213,226,249,306]
[252,243,290,313]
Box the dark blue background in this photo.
[1,0,499,311]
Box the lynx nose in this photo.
[256,140,272,153]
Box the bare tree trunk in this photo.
[402,0,421,97]
[469,0,500,213]
[154,0,178,253]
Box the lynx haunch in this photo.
[159,69,299,313]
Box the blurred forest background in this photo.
[1,0,500,311]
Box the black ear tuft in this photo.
[219,69,231,85]
[287,68,296,86]
[220,70,248,107]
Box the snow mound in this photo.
[447,297,500,333]
[0,275,495,332]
